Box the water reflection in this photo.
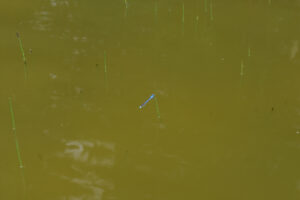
[50,0,72,7]
[3,0,300,199]
[59,167,114,200]
[58,169,114,200]
[60,139,115,167]
[52,139,115,199]
[29,0,83,43]
[32,11,53,31]
[290,40,298,60]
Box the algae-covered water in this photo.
[1,0,300,199]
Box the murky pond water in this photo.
[1,0,300,199]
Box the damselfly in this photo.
[139,94,155,109]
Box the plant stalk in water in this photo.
[8,98,24,169]
[240,60,244,85]
[210,0,214,21]
[154,96,161,119]
[248,47,251,57]
[182,2,185,35]
[16,32,28,80]
[9,98,28,200]
[104,51,108,91]
[182,3,185,23]
[195,16,199,37]
[204,0,208,13]
[154,1,158,20]
[124,0,128,17]
[139,94,161,119]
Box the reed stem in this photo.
[16,32,28,80]
[240,60,244,76]
[182,2,185,35]
[154,1,158,19]
[195,16,199,37]
[204,0,208,13]
[154,96,161,119]
[8,98,24,169]
[124,0,128,17]
[182,3,185,23]
[210,0,214,21]
[240,60,244,86]
[104,51,108,91]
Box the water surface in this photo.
[0,0,300,199]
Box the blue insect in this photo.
[139,94,155,109]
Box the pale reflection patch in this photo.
[50,0,57,7]
[297,180,300,191]
[290,40,298,60]
[60,175,104,200]
[58,139,115,168]
[29,0,75,33]
[73,36,88,42]
[53,139,116,199]
[72,49,87,56]
[50,0,70,7]
[53,165,115,200]
[49,73,57,79]
[31,11,52,31]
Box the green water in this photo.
[1,0,300,199]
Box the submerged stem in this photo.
[104,51,108,91]
[8,98,24,169]
[154,96,161,119]
[16,32,28,80]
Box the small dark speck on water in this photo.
[37,153,43,161]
